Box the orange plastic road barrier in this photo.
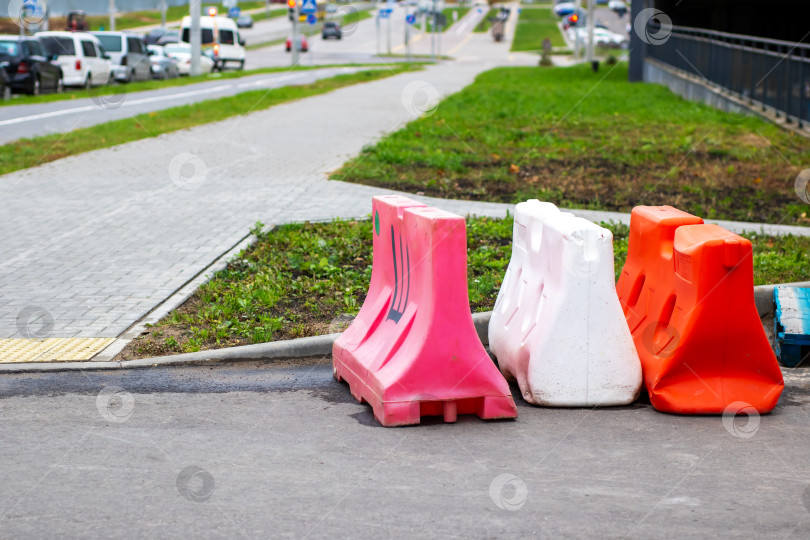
[616,206,784,414]
[332,195,518,427]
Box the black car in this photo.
[0,63,10,100]
[0,36,62,95]
[322,21,342,40]
[145,28,169,45]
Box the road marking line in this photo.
[0,73,306,127]
[393,32,423,53]
[448,33,472,56]
[0,105,97,127]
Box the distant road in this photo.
[0,66,372,144]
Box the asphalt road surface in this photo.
[595,6,630,37]
[1,359,810,538]
[0,66,375,144]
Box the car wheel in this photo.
[238,60,244,70]
[32,76,41,96]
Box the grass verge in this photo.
[511,5,566,51]
[0,64,422,176]
[474,9,499,33]
[1,63,397,107]
[332,63,810,225]
[117,216,810,359]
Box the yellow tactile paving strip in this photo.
[0,338,116,363]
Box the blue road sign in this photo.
[228,6,240,18]
[307,13,317,25]
[406,14,416,25]
[379,8,392,19]
[301,0,317,15]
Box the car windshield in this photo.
[324,22,336,28]
[39,36,76,56]
[0,40,19,57]
[96,35,123,52]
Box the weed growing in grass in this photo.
[120,216,809,359]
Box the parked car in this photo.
[91,31,151,82]
[145,28,169,45]
[66,10,89,31]
[0,63,10,100]
[608,0,627,17]
[563,11,586,30]
[286,35,308,52]
[553,2,576,17]
[163,43,215,75]
[147,45,179,79]
[322,21,342,40]
[180,14,246,70]
[569,27,626,47]
[38,31,111,88]
[0,35,62,95]
[156,30,180,46]
[236,14,254,28]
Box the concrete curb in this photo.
[0,313,493,373]
[754,281,810,317]
[2,284,807,373]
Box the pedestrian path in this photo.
[0,31,536,346]
[1,18,805,359]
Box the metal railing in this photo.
[645,25,810,128]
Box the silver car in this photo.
[91,32,150,83]
[147,45,179,79]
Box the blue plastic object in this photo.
[774,286,810,367]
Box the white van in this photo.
[180,15,246,70]
[37,31,111,88]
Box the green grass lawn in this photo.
[474,9,499,32]
[117,215,810,359]
[0,64,422,176]
[511,5,566,51]
[332,64,810,226]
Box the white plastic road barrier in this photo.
[489,200,642,407]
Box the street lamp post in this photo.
[190,0,201,76]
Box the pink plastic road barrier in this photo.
[332,195,518,427]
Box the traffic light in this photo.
[288,0,296,21]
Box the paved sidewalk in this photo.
[0,35,537,341]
